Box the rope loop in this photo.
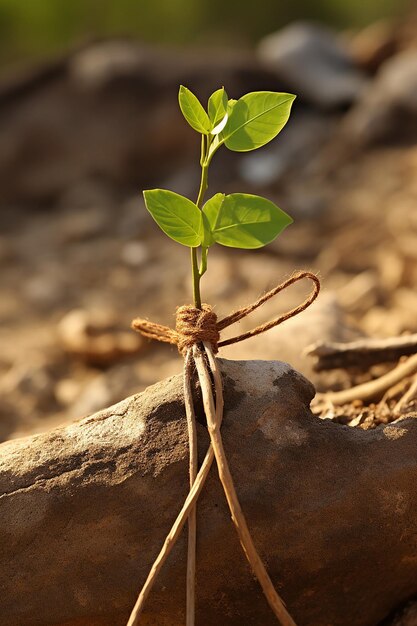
[131,270,320,354]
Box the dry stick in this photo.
[195,343,297,626]
[312,353,417,412]
[184,350,198,626]
[305,333,417,372]
[393,374,417,416]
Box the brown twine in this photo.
[127,270,320,626]
[132,270,320,354]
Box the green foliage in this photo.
[143,189,203,247]
[203,193,293,249]
[143,85,296,306]
[207,87,228,133]
[221,92,296,152]
[178,86,211,134]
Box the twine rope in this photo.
[127,269,320,626]
[132,270,320,353]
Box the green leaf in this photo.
[227,98,238,113]
[203,192,293,249]
[143,189,203,247]
[207,99,236,160]
[178,85,211,134]
[202,193,224,246]
[221,92,296,152]
[208,87,228,128]
[211,113,229,136]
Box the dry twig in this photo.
[393,374,417,416]
[306,334,417,371]
[313,353,417,412]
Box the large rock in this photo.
[344,50,417,145]
[1,359,417,626]
[258,23,367,110]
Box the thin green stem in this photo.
[196,163,209,209]
[191,247,201,309]
[191,135,211,308]
[199,247,208,276]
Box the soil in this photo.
[1,19,417,443]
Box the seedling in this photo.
[128,85,316,626]
[144,85,296,308]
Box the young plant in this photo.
[129,85,311,626]
[143,85,296,308]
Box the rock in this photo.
[344,51,417,145]
[2,358,417,626]
[258,22,368,110]
[222,294,361,388]
[58,308,145,366]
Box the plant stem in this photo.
[199,247,208,276]
[191,136,210,309]
[191,247,202,309]
[196,163,208,209]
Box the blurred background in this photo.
[1,0,417,440]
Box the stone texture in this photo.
[258,23,367,110]
[1,359,417,626]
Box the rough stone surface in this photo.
[1,359,417,626]
[258,23,368,110]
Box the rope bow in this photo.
[132,270,320,354]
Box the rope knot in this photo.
[131,271,320,356]
[175,304,219,355]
